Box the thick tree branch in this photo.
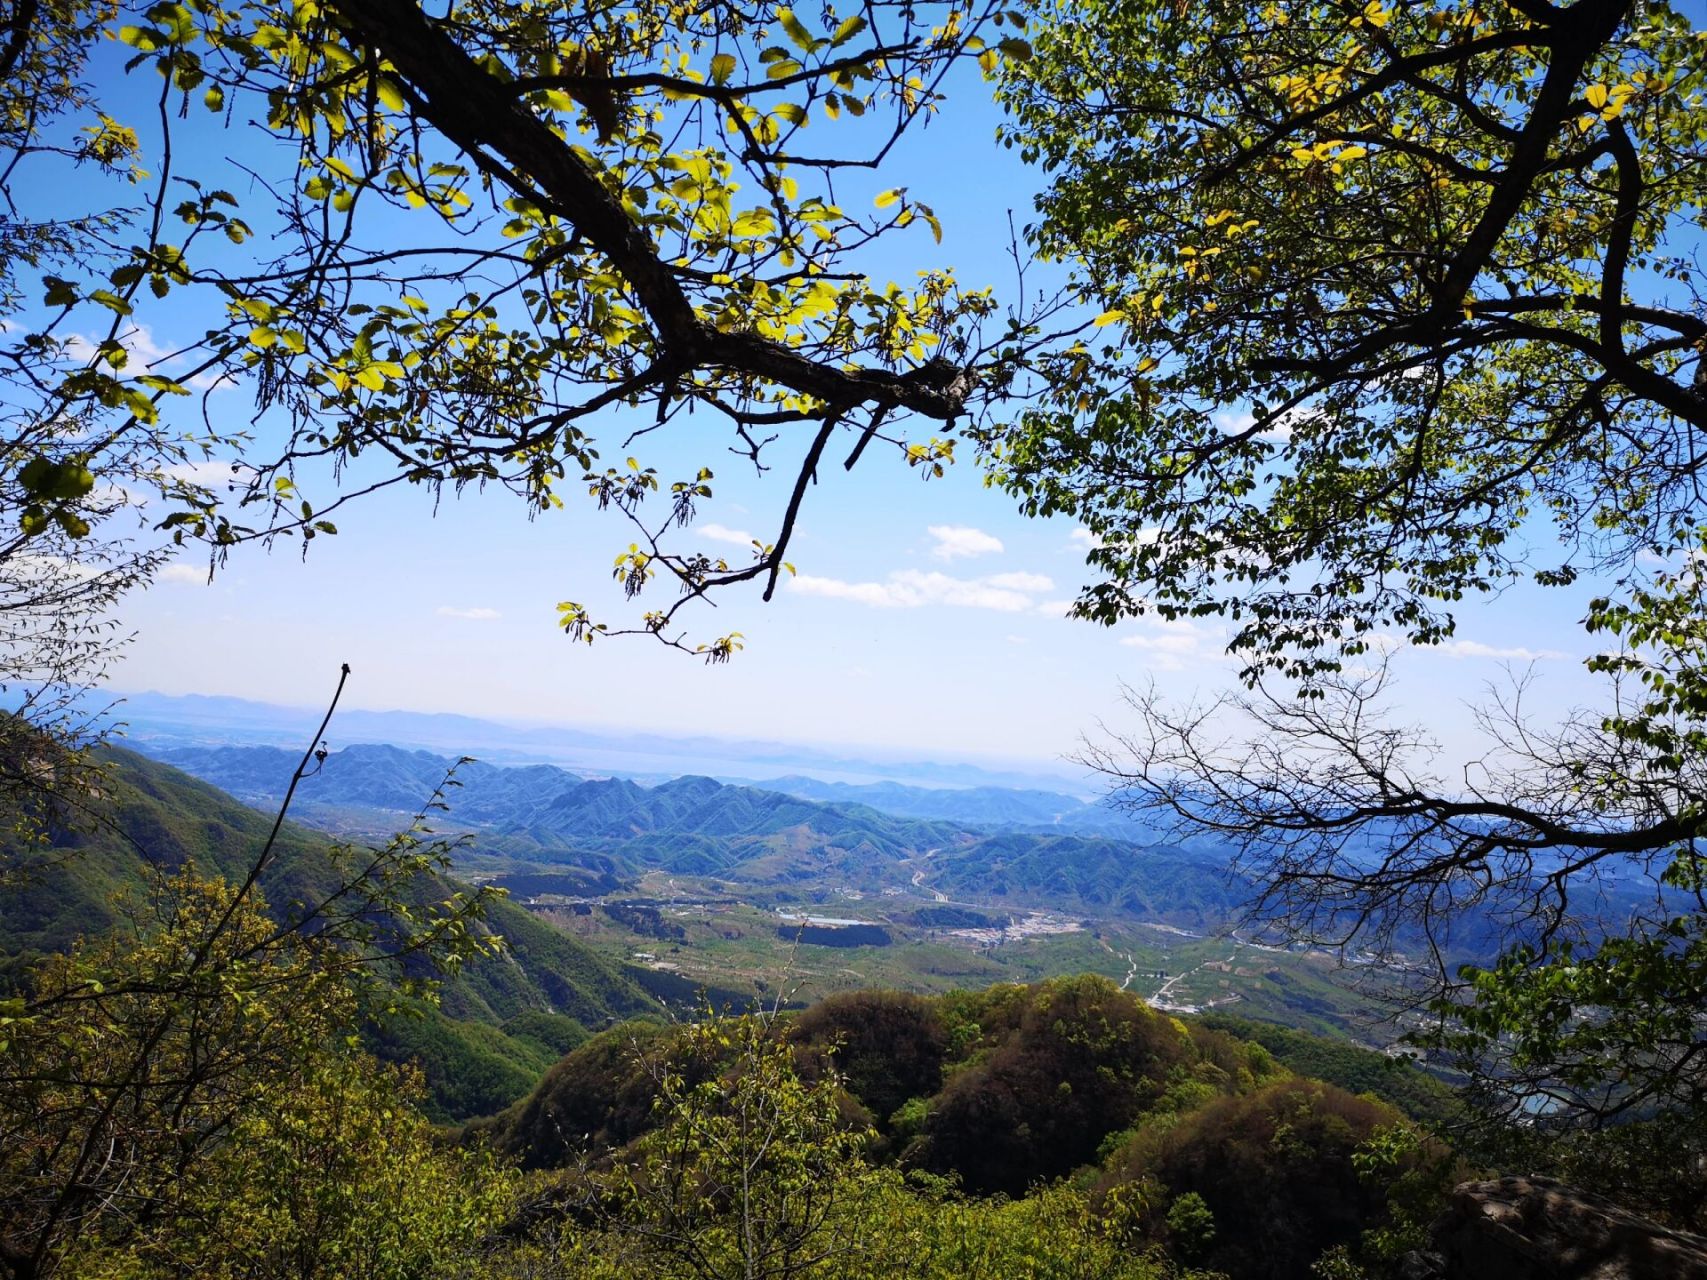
[328,0,974,423]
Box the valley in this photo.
[142,738,1423,1049]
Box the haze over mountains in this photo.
[105,690,1092,793]
[139,740,1244,928]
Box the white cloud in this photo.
[437,606,501,621]
[1068,525,1163,553]
[790,567,1043,612]
[1118,632,1200,655]
[162,459,255,491]
[927,524,1003,561]
[158,563,210,585]
[185,368,240,394]
[1034,598,1077,617]
[699,522,755,546]
[1213,406,1306,443]
[984,571,1055,593]
[1116,616,1223,672]
[63,324,237,395]
[1432,639,1568,662]
[1213,409,1256,436]
[1369,631,1569,662]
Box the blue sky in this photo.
[84,26,1614,773]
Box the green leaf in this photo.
[777,9,819,53]
[710,52,737,84]
[42,277,78,307]
[830,15,868,46]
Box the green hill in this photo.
[475,977,1452,1280]
[0,746,660,1120]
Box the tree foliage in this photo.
[0,679,501,1280]
[0,863,500,1280]
[482,1005,1171,1280]
[992,0,1707,1126]
[0,0,1054,667]
[1098,1080,1452,1280]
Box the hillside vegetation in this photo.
[475,978,1459,1280]
[0,747,659,1119]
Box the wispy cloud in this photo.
[1117,617,1221,672]
[158,563,210,585]
[437,606,501,621]
[984,571,1055,593]
[14,554,102,582]
[699,522,755,546]
[1368,631,1570,662]
[1069,525,1165,553]
[927,524,1003,561]
[64,324,237,395]
[790,568,1043,612]
[1118,632,1199,655]
[1432,639,1569,661]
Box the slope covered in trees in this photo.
[476,977,1458,1279]
[0,746,659,1119]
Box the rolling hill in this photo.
[0,746,661,1120]
[139,741,1249,923]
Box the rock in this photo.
[1425,1176,1707,1280]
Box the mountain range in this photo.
[100,689,1091,792]
[138,741,1248,927]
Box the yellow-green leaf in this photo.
[778,9,818,53]
[375,75,407,112]
[830,15,868,46]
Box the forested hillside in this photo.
[0,747,660,1118]
[474,978,1462,1280]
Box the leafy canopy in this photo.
[992,0,1706,675]
[990,0,1707,1128]
[4,0,1045,663]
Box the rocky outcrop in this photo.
[1406,1176,1707,1280]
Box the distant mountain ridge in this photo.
[101,689,1091,792]
[139,741,1249,930]
[145,742,968,863]
[748,774,1172,839]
